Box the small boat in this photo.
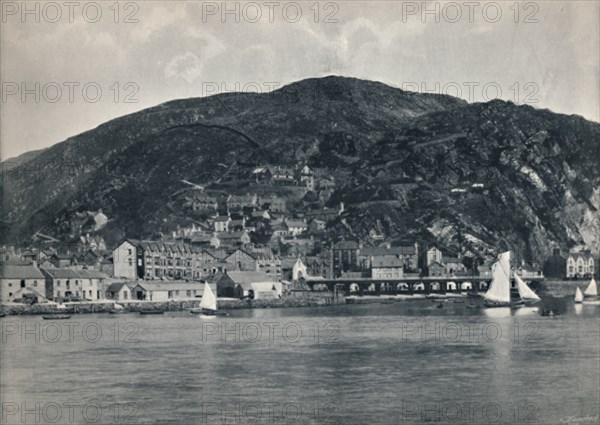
[541,309,560,317]
[465,304,480,309]
[467,292,481,298]
[192,282,218,317]
[139,310,164,315]
[0,313,6,318]
[583,278,598,298]
[426,294,447,300]
[574,287,584,304]
[42,315,71,320]
[436,303,444,308]
[453,299,465,303]
[109,310,129,314]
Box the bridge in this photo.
[304,276,545,296]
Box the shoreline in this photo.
[0,281,588,316]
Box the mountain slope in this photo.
[1,76,598,262]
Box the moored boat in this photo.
[483,251,515,307]
[484,251,541,308]
[583,278,598,299]
[42,314,71,320]
[139,310,164,315]
[191,282,218,316]
[574,287,584,303]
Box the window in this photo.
[123,292,128,300]
[20,280,25,288]
[33,281,38,287]
[57,281,61,287]
[9,292,12,297]
[57,291,61,297]
[186,290,191,297]
[8,283,12,287]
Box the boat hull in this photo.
[42,315,71,320]
[484,299,525,308]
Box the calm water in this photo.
[1,299,599,425]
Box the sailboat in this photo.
[484,251,516,307]
[514,274,541,305]
[583,278,598,298]
[191,282,217,316]
[574,287,584,303]
[484,251,540,307]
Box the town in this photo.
[0,163,597,310]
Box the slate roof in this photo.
[0,265,45,279]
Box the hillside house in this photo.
[426,247,443,266]
[213,216,231,232]
[259,196,287,213]
[217,231,251,250]
[299,165,315,191]
[428,261,445,277]
[371,257,404,279]
[192,194,218,212]
[359,244,419,272]
[444,258,467,275]
[270,166,296,186]
[227,194,258,210]
[285,220,308,236]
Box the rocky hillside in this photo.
[1,76,599,262]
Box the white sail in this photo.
[200,282,217,311]
[484,251,511,303]
[583,278,597,297]
[574,287,584,303]
[515,274,540,301]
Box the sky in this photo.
[1,0,599,160]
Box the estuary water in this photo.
[1,299,599,425]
